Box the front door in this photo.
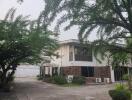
[81,67,94,77]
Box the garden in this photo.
[109,74,132,100]
[37,75,86,86]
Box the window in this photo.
[74,46,93,61]
[56,52,59,59]
[69,45,73,61]
[81,67,94,77]
[69,51,73,61]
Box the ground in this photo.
[0,78,113,100]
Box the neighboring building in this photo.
[43,39,132,83]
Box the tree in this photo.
[41,0,132,64]
[42,0,132,89]
[0,8,58,90]
[42,0,132,52]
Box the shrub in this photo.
[72,76,86,85]
[109,90,131,100]
[43,77,53,83]
[123,74,129,80]
[115,84,126,90]
[52,75,67,85]
[37,75,43,80]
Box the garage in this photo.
[15,64,40,78]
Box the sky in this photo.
[0,0,96,41]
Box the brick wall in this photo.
[61,66,81,76]
[61,66,111,83]
[94,67,111,79]
[85,67,111,83]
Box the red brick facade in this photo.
[61,66,111,83]
[61,66,81,76]
[94,67,111,79]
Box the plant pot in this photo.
[109,90,131,100]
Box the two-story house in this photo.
[43,39,132,83]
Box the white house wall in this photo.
[51,44,109,67]
[50,42,132,83]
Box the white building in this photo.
[44,39,132,83]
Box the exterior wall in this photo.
[94,67,111,79]
[61,66,111,83]
[61,66,81,76]
[50,40,132,83]
[51,44,70,67]
[51,42,113,83]
[51,44,109,67]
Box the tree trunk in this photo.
[0,65,16,91]
[0,72,8,91]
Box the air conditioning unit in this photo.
[67,75,73,83]
[96,78,102,83]
[104,78,110,83]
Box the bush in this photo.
[123,74,129,80]
[72,76,86,85]
[37,75,43,80]
[43,77,53,83]
[52,75,67,85]
[115,84,126,90]
[109,90,131,100]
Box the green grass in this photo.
[60,83,82,87]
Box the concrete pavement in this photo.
[0,78,113,100]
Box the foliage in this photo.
[37,75,43,80]
[43,76,53,83]
[109,90,131,100]
[72,76,86,85]
[109,83,131,100]
[52,75,67,85]
[123,74,129,80]
[0,8,58,89]
[43,75,85,86]
[42,0,132,67]
[43,0,132,40]
[115,83,127,90]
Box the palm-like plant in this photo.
[0,8,58,90]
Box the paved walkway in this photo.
[0,78,113,100]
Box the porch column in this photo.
[50,67,52,76]
[58,67,60,75]
[128,67,130,75]
[110,66,115,82]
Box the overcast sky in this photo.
[0,0,96,41]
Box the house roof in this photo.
[59,39,126,47]
[59,39,80,45]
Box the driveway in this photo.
[0,78,113,100]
